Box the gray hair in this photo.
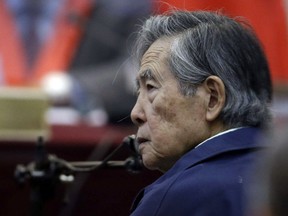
[134,10,272,128]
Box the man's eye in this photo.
[146,84,155,91]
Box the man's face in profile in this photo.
[131,38,209,172]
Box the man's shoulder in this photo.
[150,154,252,215]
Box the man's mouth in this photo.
[136,137,149,145]
[135,137,149,154]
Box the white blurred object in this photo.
[41,71,73,102]
[85,109,108,127]
[46,107,81,125]
[42,71,109,126]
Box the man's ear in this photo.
[203,76,226,122]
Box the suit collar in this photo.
[159,127,267,180]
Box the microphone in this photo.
[121,135,143,173]
[122,135,138,153]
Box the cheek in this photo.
[151,95,206,143]
[152,95,178,124]
[149,96,183,145]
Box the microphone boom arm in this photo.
[14,135,142,216]
[15,135,142,185]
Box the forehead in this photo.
[134,37,178,92]
[136,38,173,83]
[140,38,171,69]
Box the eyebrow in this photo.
[135,69,155,91]
[140,69,154,80]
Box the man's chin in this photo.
[142,156,158,171]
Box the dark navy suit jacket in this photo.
[130,127,267,216]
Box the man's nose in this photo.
[130,98,146,126]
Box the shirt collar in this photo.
[195,127,245,149]
[160,127,266,178]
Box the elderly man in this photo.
[130,10,272,216]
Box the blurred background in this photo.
[0,0,287,215]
